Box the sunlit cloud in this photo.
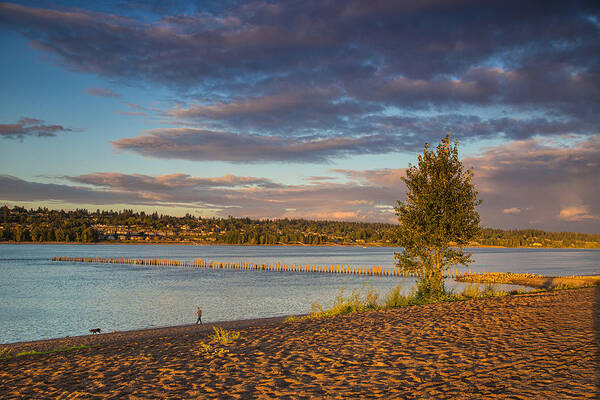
[3,133,600,232]
[558,206,600,222]
[503,208,522,214]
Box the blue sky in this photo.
[0,0,599,233]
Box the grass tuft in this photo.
[196,342,229,357]
[307,284,380,320]
[459,283,508,299]
[383,284,412,308]
[284,315,298,323]
[195,327,243,358]
[286,279,520,324]
[210,326,242,345]
[0,347,13,359]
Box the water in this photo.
[1,244,598,343]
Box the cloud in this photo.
[3,135,600,231]
[0,175,142,204]
[332,168,407,187]
[466,135,600,232]
[85,87,121,98]
[112,128,405,163]
[3,1,596,86]
[503,208,522,214]
[116,111,148,116]
[67,172,282,190]
[1,1,598,151]
[170,88,380,134]
[0,173,402,222]
[350,66,600,114]
[368,114,599,143]
[0,117,74,139]
[558,206,600,222]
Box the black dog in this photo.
[89,328,101,334]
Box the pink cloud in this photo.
[558,206,599,222]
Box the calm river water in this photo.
[1,244,598,343]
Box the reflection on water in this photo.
[1,244,598,343]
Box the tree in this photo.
[395,135,481,297]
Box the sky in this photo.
[0,0,599,233]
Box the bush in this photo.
[210,326,242,345]
[383,284,412,308]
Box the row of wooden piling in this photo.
[51,256,473,279]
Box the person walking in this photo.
[196,307,202,324]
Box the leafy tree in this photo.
[395,135,481,297]
[81,227,97,243]
[14,226,31,242]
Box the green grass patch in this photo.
[286,281,520,323]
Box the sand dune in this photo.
[1,287,598,399]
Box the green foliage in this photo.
[196,342,229,357]
[210,326,242,345]
[383,284,413,308]
[0,347,12,358]
[288,282,513,323]
[459,283,507,299]
[15,350,41,357]
[195,327,242,358]
[1,205,599,248]
[395,135,481,295]
[298,285,381,320]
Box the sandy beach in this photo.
[1,287,598,399]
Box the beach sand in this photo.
[1,287,598,399]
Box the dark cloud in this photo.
[0,117,74,139]
[111,113,599,163]
[370,114,599,143]
[1,2,598,144]
[85,87,121,98]
[1,1,599,162]
[2,1,596,84]
[466,135,600,232]
[170,88,381,134]
[112,128,404,163]
[0,175,141,204]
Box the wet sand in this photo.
[1,287,598,399]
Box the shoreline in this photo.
[1,241,598,250]
[1,315,293,352]
[1,284,594,350]
[2,287,597,398]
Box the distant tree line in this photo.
[1,206,98,243]
[1,205,599,248]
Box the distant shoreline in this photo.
[0,241,598,250]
